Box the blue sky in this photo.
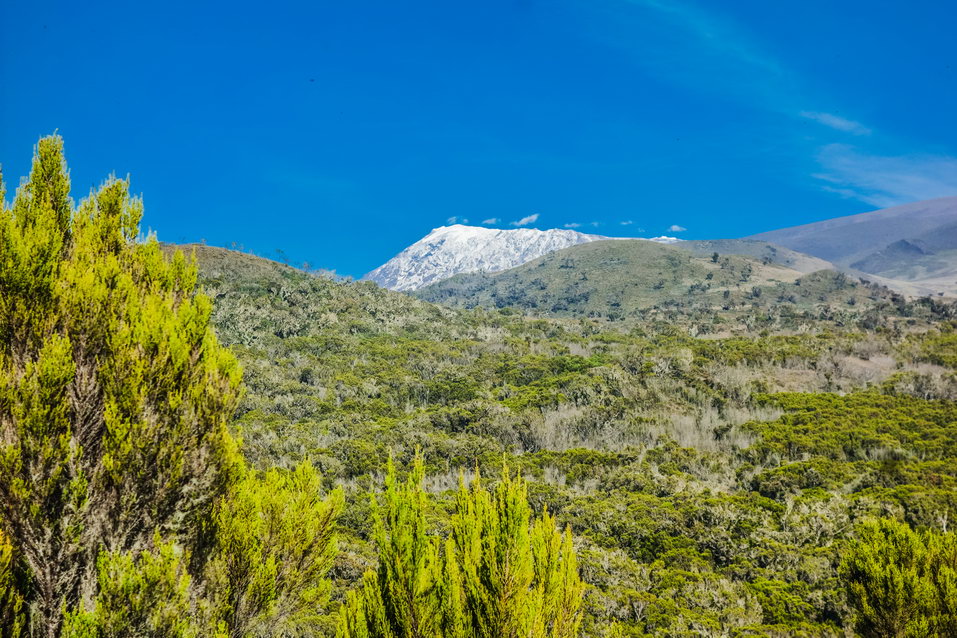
[2,0,956,277]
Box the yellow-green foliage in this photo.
[0,530,24,638]
[62,538,194,638]
[0,136,242,633]
[204,462,343,637]
[840,518,957,637]
[339,455,584,638]
[0,136,348,637]
[338,456,445,638]
[451,469,585,638]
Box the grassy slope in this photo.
[413,239,901,322]
[178,243,957,637]
[675,239,835,273]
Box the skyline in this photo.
[2,0,956,277]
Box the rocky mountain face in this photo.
[363,225,607,291]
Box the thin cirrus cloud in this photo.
[563,222,582,228]
[800,111,871,136]
[510,213,540,227]
[446,216,469,224]
[582,1,955,213]
[667,224,687,232]
[481,218,500,225]
[584,0,793,110]
[813,144,957,208]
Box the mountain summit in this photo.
[364,224,606,291]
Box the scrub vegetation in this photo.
[1,137,955,636]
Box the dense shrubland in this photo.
[2,137,956,636]
[191,222,957,635]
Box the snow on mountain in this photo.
[365,225,683,291]
[364,225,609,291]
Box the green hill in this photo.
[414,239,903,323]
[170,242,957,637]
[675,238,835,272]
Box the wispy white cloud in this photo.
[620,220,634,225]
[510,213,540,227]
[447,216,469,224]
[634,0,782,75]
[800,111,871,136]
[563,222,582,228]
[814,144,957,208]
[584,0,791,110]
[667,224,687,232]
[481,218,500,225]
[580,2,955,217]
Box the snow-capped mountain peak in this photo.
[364,224,605,291]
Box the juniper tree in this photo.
[338,455,445,638]
[0,530,24,637]
[0,135,245,634]
[449,468,584,638]
[61,539,194,638]
[203,462,343,638]
[927,528,957,638]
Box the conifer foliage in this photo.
[338,455,584,638]
[839,518,957,637]
[0,136,342,637]
[0,134,242,635]
[204,462,343,637]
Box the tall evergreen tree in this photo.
[0,529,24,637]
[0,134,243,634]
[0,136,345,637]
[0,136,346,637]
[927,528,957,637]
[449,469,584,638]
[62,538,194,638]
[339,455,445,638]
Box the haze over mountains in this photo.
[365,197,957,298]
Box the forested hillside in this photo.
[187,239,957,636]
